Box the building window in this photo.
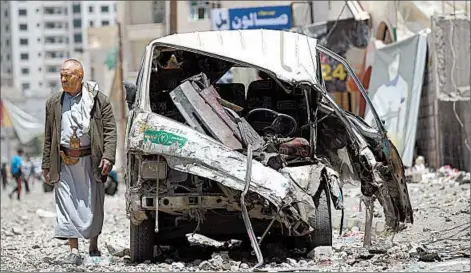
[6,54,10,61]
[47,66,59,73]
[45,22,64,29]
[19,24,28,31]
[5,25,9,32]
[73,4,81,13]
[18,9,27,16]
[20,53,29,60]
[101,5,109,13]
[73,19,82,28]
[4,9,8,17]
[152,1,165,23]
[44,7,65,15]
[21,68,29,75]
[114,3,117,12]
[89,21,94,27]
[101,20,109,26]
[49,81,58,88]
[189,1,210,20]
[74,34,82,43]
[6,39,9,46]
[75,48,83,53]
[39,82,43,87]
[89,6,94,12]
[20,38,28,45]
[22,83,30,90]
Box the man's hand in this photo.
[99,159,113,175]
[42,169,51,184]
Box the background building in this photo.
[117,0,313,83]
[1,1,14,88]
[2,0,116,96]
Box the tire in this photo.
[130,217,156,263]
[306,182,332,249]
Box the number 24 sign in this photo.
[321,63,347,81]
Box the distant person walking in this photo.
[8,148,25,200]
[1,162,7,190]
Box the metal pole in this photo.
[240,144,264,269]
[117,21,126,173]
[169,0,178,34]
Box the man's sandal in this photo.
[89,250,102,257]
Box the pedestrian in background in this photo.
[8,148,25,200]
[42,59,116,265]
[1,161,8,190]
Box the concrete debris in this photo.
[11,228,22,235]
[105,240,130,257]
[35,209,56,218]
[1,172,469,272]
[307,246,333,262]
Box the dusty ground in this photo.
[1,171,470,272]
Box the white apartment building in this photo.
[1,1,14,88]
[2,1,116,96]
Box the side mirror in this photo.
[123,81,137,109]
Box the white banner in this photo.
[365,30,429,167]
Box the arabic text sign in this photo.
[212,6,292,31]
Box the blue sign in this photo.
[211,5,292,31]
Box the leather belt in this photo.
[60,145,91,158]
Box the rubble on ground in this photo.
[1,174,469,272]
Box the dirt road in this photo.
[1,174,469,272]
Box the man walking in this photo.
[1,161,8,190]
[42,59,116,265]
[8,148,24,200]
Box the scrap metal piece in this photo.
[170,81,242,150]
[155,156,161,233]
[198,86,242,140]
[362,195,376,248]
[240,144,264,269]
[216,97,244,112]
[225,107,264,151]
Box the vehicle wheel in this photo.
[105,179,118,196]
[305,182,332,250]
[130,217,156,263]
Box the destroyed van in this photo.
[123,29,413,263]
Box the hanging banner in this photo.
[1,99,44,144]
[211,5,292,31]
[364,30,429,167]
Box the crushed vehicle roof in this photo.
[150,29,321,86]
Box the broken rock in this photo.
[307,246,333,262]
[105,240,130,257]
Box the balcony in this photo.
[44,57,64,65]
[42,14,68,22]
[43,28,68,36]
[125,23,166,41]
[43,43,68,51]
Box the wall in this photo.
[416,15,470,171]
